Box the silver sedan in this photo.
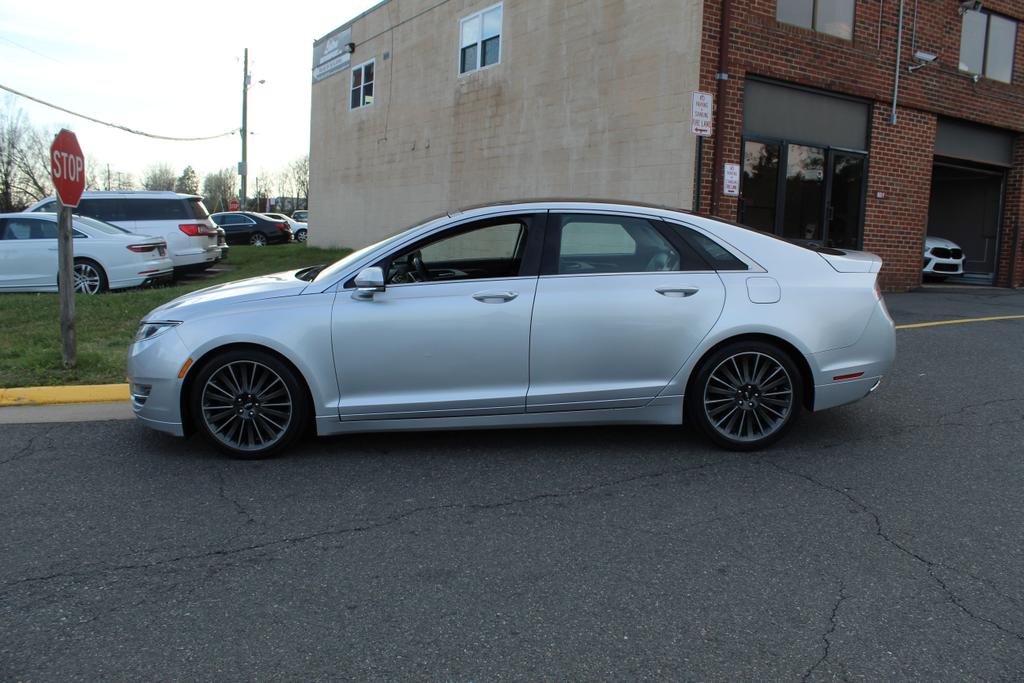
[128,201,895,458]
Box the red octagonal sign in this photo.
[50,129,86,207]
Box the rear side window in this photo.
[187,199,210,219]
[123,199,190,221]
[31,200,58,213]
[673,226,749,271]
[77,199,128,222]
[549,214,707,274]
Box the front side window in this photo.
[460,3,502,74]
[386,218,527,284]
[776,0,854,40]
[959,10,1017,83]
[551,214,699,274]
[350,60,374,109]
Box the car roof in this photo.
[35,191,202,201]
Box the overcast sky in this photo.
[0,0,380,184]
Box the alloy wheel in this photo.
[295,229,308,243]
[703,351,794,443]
[73,262,102,294]
[250,233,267,247]
[200,360,293,452]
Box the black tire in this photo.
[72,258,108,294]
[294,228,308,243]
[190,349,310,459]
[687,340,804,451]
[249,232,268,247]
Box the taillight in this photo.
[179,223,212,236]
[128,243,157,253]
[275,222,288,232]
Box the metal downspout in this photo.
[890,0,905,124]
[711,0,732,216]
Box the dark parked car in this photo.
[209,212,293,247]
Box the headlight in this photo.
[135,321,181,343]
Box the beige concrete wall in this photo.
[309,0,705,250]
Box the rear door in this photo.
[527,212,726,411]
[0,217,58,289]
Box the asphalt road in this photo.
[2,287,1023,681]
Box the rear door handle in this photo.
[656,286,699,297]
[472,290,518,303]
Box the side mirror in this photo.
[353,266,385,300]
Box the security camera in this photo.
[959,0,982,15]
[907,51,939,72]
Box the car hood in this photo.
[925,236,960,250]
[146,271,309,319]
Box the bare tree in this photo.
[142,163,176,191]
[289,154,309,210]
[12,125,55,203]
[202,168,238,213]
[0,101,25,211]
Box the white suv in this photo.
[29,191,221,274]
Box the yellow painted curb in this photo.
[0,384,130,407]
[896,314,1024,330]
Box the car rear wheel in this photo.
[249,232,268,247]
[688,341,803,451]
[72,258,108,294]
[294,228,308,242]
[190,349,309,459]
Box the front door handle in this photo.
[472,290,518,303]
[656,286,699,297]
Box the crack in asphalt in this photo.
[0,458,727,596]
[767,461,1024,644]
[801,579,847,683]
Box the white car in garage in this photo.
[0,212,172,294]
[923,236,965,279]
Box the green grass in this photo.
[0,244,352,387]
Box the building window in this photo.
[776,0,854,40]
[350,60,374,109]
[959,10,1017,84]
[460,3,502,74]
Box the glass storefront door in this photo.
[740,139,866,249]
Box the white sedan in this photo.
[0,212,172,294]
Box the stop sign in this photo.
[50,129,86,207]
[229,198,240,211]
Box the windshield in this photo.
[312,214,450,284]
[74,215,133,235]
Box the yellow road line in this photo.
[896,314,1024,330]
[0,384,130,407]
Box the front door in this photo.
[527,212,726,411]
[0,217,58,290]
[331,214,543,420]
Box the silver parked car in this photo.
[128,201,896,458]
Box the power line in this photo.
[0,35,66,64]
[0,82,239,141]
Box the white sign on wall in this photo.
[723,163,740,196]
[690,91,714,137]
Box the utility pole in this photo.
[240,47,249,211]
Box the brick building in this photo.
[309,0,1024,289]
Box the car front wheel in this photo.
[294,228,308,242]
[190,349,309,458]
[249,232,268,247]
[688,341,803,451]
